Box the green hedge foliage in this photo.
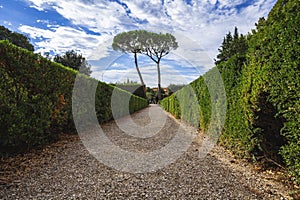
[161,0,299,184]
[0,40,148,151]
[160,68,222,132]
[115,84,146,99]
[245,0,300,184]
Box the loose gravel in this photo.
[0,105,293,199]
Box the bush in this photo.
[0,40,148,152]
[245,0,300,184]
[0,68,53,149]
[160,0,300,184]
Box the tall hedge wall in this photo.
[0,40,148,151]
[160,0,299,184]
[115,84,146,99]
[160,72,213,131]
[244,0,299,184]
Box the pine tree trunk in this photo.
[157,61,162,100]
[134,52,146,95]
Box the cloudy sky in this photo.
[0,0,276,87]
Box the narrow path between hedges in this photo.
[0,105,293,199]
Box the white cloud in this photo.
[122,0,169,26]
[36,19,50,24]
[24,0,128,32]
[3,21,12,26]
[92,60,199,87]
[170,32,214,71]
[20,0,276,84]
[19,25,101,56]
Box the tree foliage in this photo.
[0,25,34,51]
[112,30,147,54]
[112,30,147,90]
[142,32,178,100]
[215,27,248,73]
[142,32,178,60]
[54,50,92,76]
[112,30,178,100]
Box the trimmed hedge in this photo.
[0,40,148,151]
[115,84,146,99]
[160,67,226,133]
[161,0,299,184]
[245,0,300,184]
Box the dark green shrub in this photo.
[0,40,148,152]
[0,68,53,149]
[245,0,300,183]
[161,0,300,184]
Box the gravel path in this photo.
[0,105,293,199]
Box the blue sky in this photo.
[0,0,276,87]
